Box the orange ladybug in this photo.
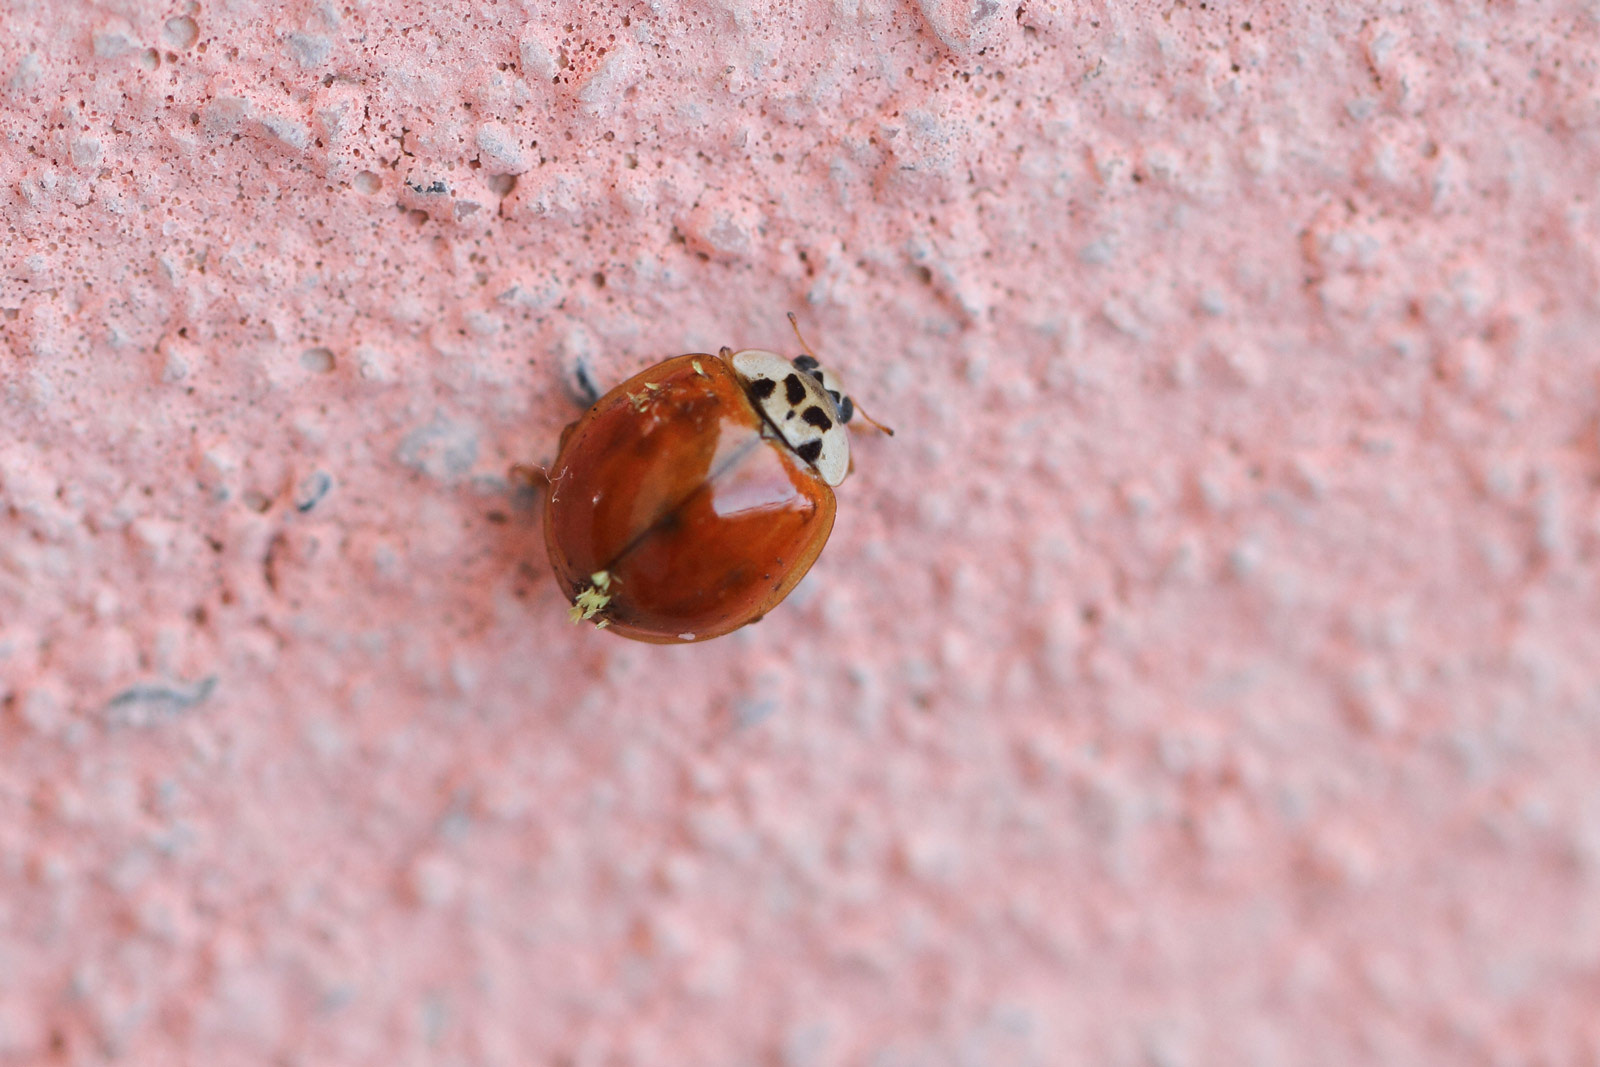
[543,320,883,643]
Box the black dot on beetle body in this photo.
[784,373,806,405]
[796,439,823,463]
[748,378,777,400]
[801,406,833,430]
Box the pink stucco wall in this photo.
[4,0,1599,1063]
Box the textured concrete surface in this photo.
[4,0,1600,1063]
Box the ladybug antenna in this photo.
[787,311,818,359]
[788,312,894,436]
[851,402,895,437]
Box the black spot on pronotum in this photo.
[796,439,824,464]
[784,373,806,405]
[793,354,820,373]
[747,377,777,400]
[837,396,855,423]
[801,406,833,430]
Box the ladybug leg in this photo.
[508,463,548,489]
[787,312,819,359]
[569,359,602,408]
[508,461,550,506]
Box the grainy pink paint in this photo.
[3,0,1600,1063]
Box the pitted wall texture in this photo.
[3,1,1599,1063]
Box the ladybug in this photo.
[542,317,886,643]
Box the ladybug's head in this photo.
[726,318,891,487]
[727,348,853,486]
